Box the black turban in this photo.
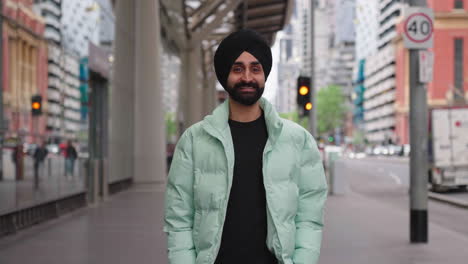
[214,29,272,89]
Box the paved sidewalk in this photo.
[0,183,168,264]
[1,181,467,264]
[320,192,468,264]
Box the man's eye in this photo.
[233,67,243,73]
[252,67,261,73]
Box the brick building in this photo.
[394,0,468,144]
[2,0,47,142]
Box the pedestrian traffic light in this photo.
[297,76,311,117]
[31,94,42,116]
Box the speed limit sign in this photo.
[403,7,434,49]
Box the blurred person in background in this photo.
[33,141,49,187]
[65,140,78,178]
[164,29,328,264]
[12,139,24,181]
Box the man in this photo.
[65,140,77,177]
[164,29,328,264]
[33,141,49,185]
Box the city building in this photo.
[33,0,61,45]
[95,0,114,47]
[352,0,379,128]
[393,0,468,144]
[363,0,404,143]
[354,0,379,62]
[33,0,81,141]
[294,0,332,90]
[274,0,334,114]
[328,0,356,98]
[314,0,333,90]
[296,0,312,77]
[275,23,300,114]
[2,0,48,142]
[61,0,100,57]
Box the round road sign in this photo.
[404,12,434,44]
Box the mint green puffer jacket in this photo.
[164,97,328,264]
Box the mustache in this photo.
[233,81,260,90]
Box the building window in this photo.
[454,0,464,9]
[454,38,464,102]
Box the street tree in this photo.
[316,85,347,135]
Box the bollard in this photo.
[324,146,343,195]
[92,159,100,205]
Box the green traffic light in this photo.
[328,136,334,142]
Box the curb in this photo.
[344,156,409,164]
[429,192,468,209]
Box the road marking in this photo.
[388,172,402,185]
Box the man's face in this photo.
[226,51,265,106]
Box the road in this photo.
[335,156,468,238]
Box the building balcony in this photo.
[44,27,61,43]
[363,90,395,110]
[47,102,62,115]
[365,116,396,132]
[48,76,62,90]
[39,1,61,17]
[378,30,397,49]
[48,64,63,78]
[364,77,396,99]
[47,88,61,102]
[364,64,396,89]
[64,109,81,121]
[44,15,61,31]
[365,44,395,77]
[364,103,396,121]
[379,2,402,25]
[63,97,80,110]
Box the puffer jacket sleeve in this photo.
[293,132,328,264]
[163,130,196,264]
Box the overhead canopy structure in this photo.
[113,0,293,47]
[182,0,293,47]
[235,0,294,45]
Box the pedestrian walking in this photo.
[11,140,24,181]
[164,29,328,264]
[33,142,48,187]
[65,140,77,178]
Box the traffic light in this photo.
[31,94,42,116]
[297,76,312,117]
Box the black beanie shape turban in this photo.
[214,29,272,89]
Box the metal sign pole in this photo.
[407,0,429,243]
[309,0,316,137]
[0,0,4,181]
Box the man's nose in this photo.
[241,69,254,82]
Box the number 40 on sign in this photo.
[403,7,434,49]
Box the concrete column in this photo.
[108,0,136,183]
[203,75,217,116]
[133,0,166,183]
[179,43,204,132]
[202,47,218,116]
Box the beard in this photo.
[226,81,264,106]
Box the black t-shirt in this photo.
[214,112,278,264]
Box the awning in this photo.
[235,0,294,45]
